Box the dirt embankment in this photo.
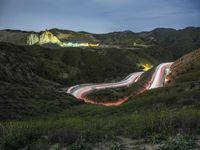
[168,48,200,82]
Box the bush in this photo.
[160,135,196,150]
[49,128,78,146]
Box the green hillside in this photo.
[146,27,200,59]
[1,78,200,149]
[0,42,200,149]
[0,42,154,86]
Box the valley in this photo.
[0,28,200,150]
[1,0,200,148]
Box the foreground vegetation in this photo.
[0,80,200,149]
[0,81,79,120]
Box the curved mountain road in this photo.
[67,62,173,106]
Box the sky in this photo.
[0,0,200,33]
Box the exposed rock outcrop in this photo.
[27,33,39,45]
[38,31,62,45]
[27,31,63,46]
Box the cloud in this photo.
[0,0,200,33]
[92,0,132,6]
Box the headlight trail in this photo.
[67,62,173,106]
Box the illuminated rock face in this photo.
[27,30,99,47]
[38,31,62,45]
[27,34,39,45]
[27,31,62,46]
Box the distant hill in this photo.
[93,30,138,46]
[49,28,99,43]
[146,27,200,59]
[1,27,200,59]
[0,29,30,45]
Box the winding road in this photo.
[67,62,173,106]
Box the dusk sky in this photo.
[0,0,200,33]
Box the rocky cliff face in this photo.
[170,48,200,79]
[38,31,62,45]
[27,34,39,45]
[27,31,63,46]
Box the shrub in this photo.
[160,135,196,150]
[49,128,78,146]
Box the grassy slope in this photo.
[0,81,79,120]
[173,68,200,84]
[0,80,200,149]
[1,66,200,149]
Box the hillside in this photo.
[0,41,156,120]
[146,27,200,59]
[0,27,200,149]
[0,30,30,45]
[169,48,200,83]
[1,27,200,59]
[0,42,155,86]
[0,43,200,149]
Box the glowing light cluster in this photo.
[142,64,152,71]
[62,42,99,47]
[138,63,152,71]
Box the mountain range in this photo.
[1,27,200,59]
[0,27,200,149]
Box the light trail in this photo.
[67,62,173,106]
[68,72,143,99]
[148,62,173,89]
